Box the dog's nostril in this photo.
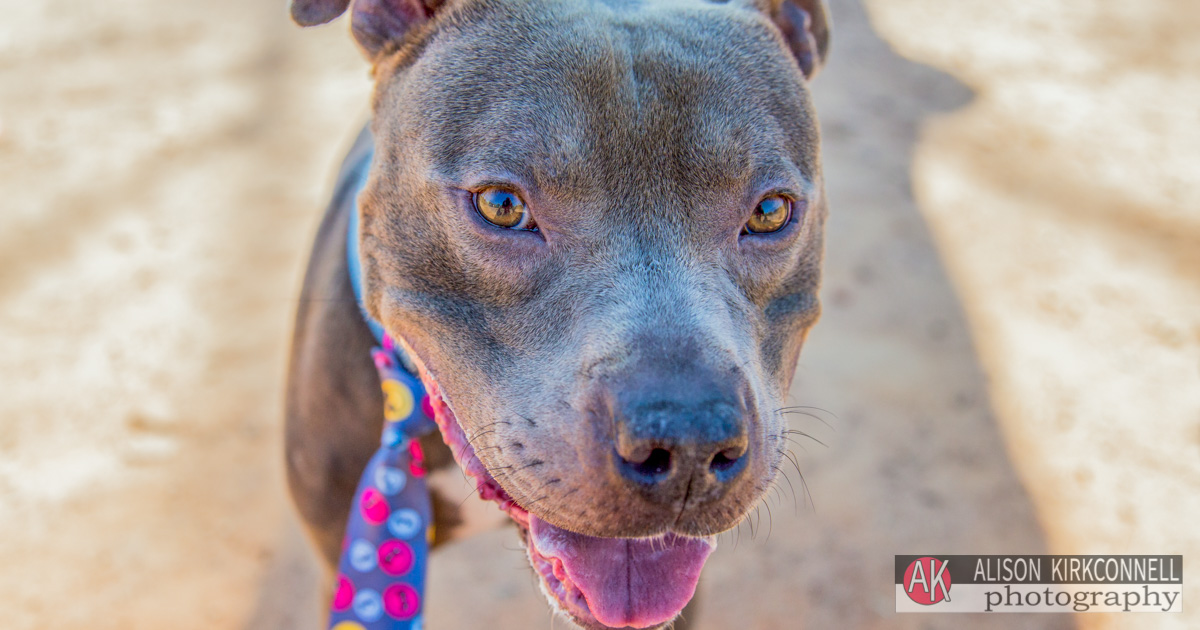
[708,447,747,481]
[617,447,674,483]
[708,449,737,472]
[637,448,672,476]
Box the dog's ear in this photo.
[290,0,441,59]
[767,0,831,80]
[290,0,351,27]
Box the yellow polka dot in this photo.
[382,379,415,422]
[426,525,436,544]
[331,622,366,630]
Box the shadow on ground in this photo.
[693,1,1074,628]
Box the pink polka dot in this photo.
[372,349,393,370]
[408,441,427,478]
[360,488,390,525]
[420,394,434,419]
[383,583,421,620]
[332,574,355,611]
[377,539,414,576]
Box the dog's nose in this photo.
[610,369,750,504]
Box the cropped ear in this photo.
[289,0,441,59]
[770,0,831,80]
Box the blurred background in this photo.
[0,0,1196,628]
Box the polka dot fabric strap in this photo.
[327,341,439,630]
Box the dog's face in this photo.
[296,0,828,627]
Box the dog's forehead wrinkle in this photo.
[391,0,816,205]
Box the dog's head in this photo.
[295,0,829,627]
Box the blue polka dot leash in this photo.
[329,148,439,630]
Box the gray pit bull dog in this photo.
[285,0,830,627]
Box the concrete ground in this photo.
[0,0,1195,628]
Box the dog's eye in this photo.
[743,195,792,234]
[474,187,534,230]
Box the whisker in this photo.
[763,499,774,542]
[776,404,840,424]
[775,464,799,514]
[524,494,551,509]
[513,459,545,473]
[781,434,811,454]
[783,428,828,448]
[484,464,513,479]
[471,419,512,434]
[779,413,836,437]
[466,428,500,446]
[458,486,479,508]
[784,449,816,513]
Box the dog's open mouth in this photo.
[523,516,715,629]
[420,376,715,629]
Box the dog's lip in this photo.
[415,372,712,629]
[417,375,529,522]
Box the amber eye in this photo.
[743,195,792,234]
[474,187,533,229]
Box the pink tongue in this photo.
[529,515,715,629]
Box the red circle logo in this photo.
[903,557,953,605]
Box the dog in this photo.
[284,0,830,628]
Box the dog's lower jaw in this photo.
[418,373,715,629]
